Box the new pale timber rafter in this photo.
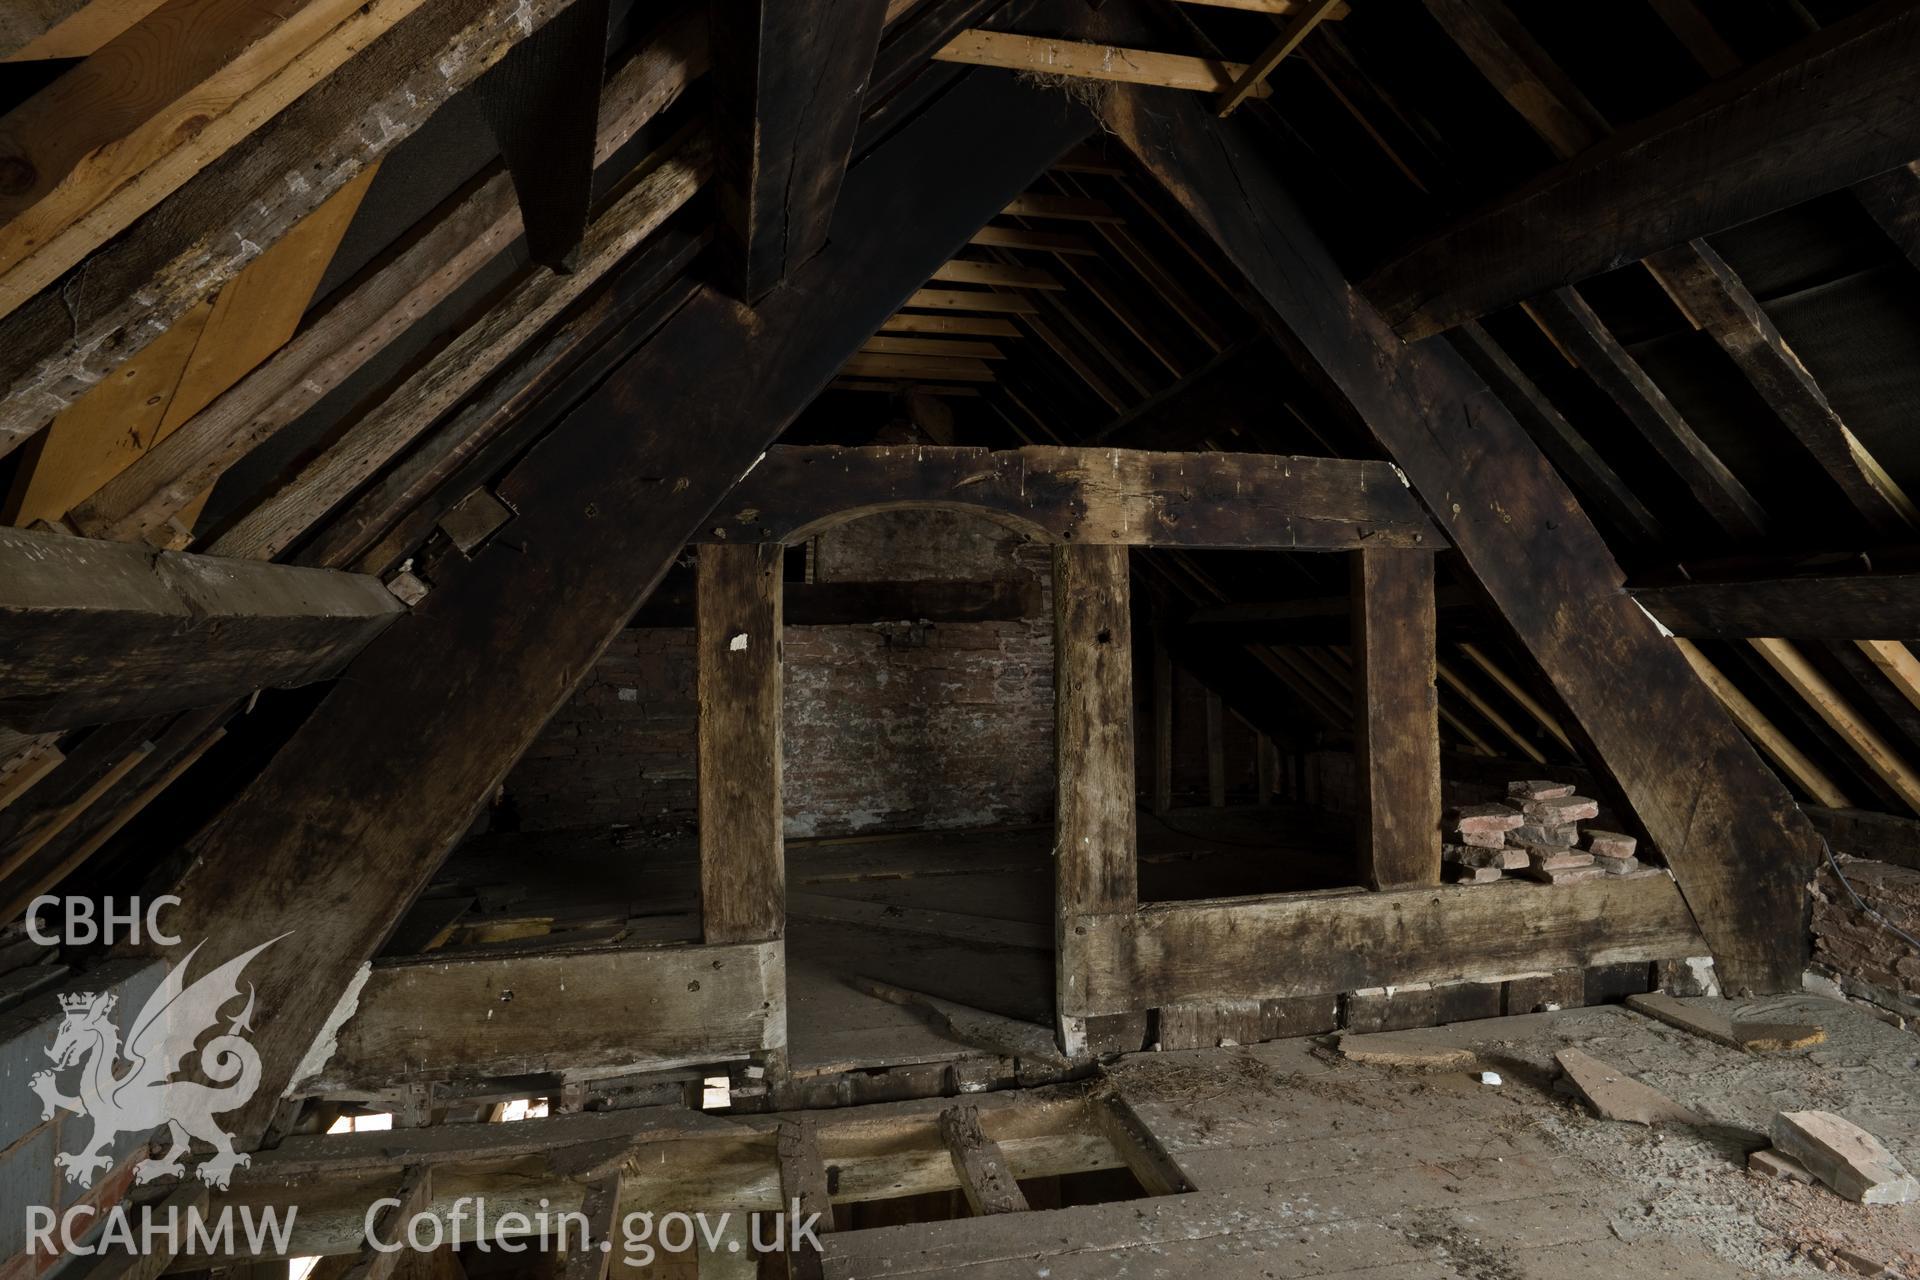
[4,162,379,532]
[139,59,1095,1147]
[67,16,707,549]
[0,0,432,320]
[0,0,587,456]
[1093,61,1821,990]
[1,0,169,59]
[1362,0,1920,339]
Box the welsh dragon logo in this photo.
[29,936,283,1191]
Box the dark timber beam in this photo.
[476,0,613,271]
[710,0,890,300]
[699,446,1446,549]
[1068,875,1706,1015]
[1363,1,1920,339]
[1630,571,1920,641]
[1806,806,1920,873]
[1644,240,1920,538]
[1099,72,1820,991]
[1351,549,1441,888]
[141,64,1093,1145]
[1526,288,1767,541]
[631,577,1042,628]
[0,526,401,733]
[292,940,784,1097]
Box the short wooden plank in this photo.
[698,543,785,946]
[1091,1092,1194,1195]
[846,976,1069,1066]
[933,29,1265,97]
[1362,3,1920,337]
[341,1166,432,1280]
[299,939,785,1094]
[560,1175,621,1280]
[939,1104,1029,1215]
[1066,875,1706,1016]
[0,525,401,733]
[699,446,1446,550]
[779,1122,833,1280]
[1352,550,1441,889]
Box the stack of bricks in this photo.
[1443,780,1646,885]
[1444,803,1528,883]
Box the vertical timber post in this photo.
[1351,548,1442,888]
[1053,544,1137,1055]
[697,543,787,1072]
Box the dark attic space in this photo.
[4,0,1920,1277]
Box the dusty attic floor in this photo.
[823,996,1920,1280]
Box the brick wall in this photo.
[1811,855,1920,1023]
[505,511,1056,838]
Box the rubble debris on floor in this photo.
[1555,1046,1705,1127]
[1629,991,1827,1052]
[1774,1110,1920,1206]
